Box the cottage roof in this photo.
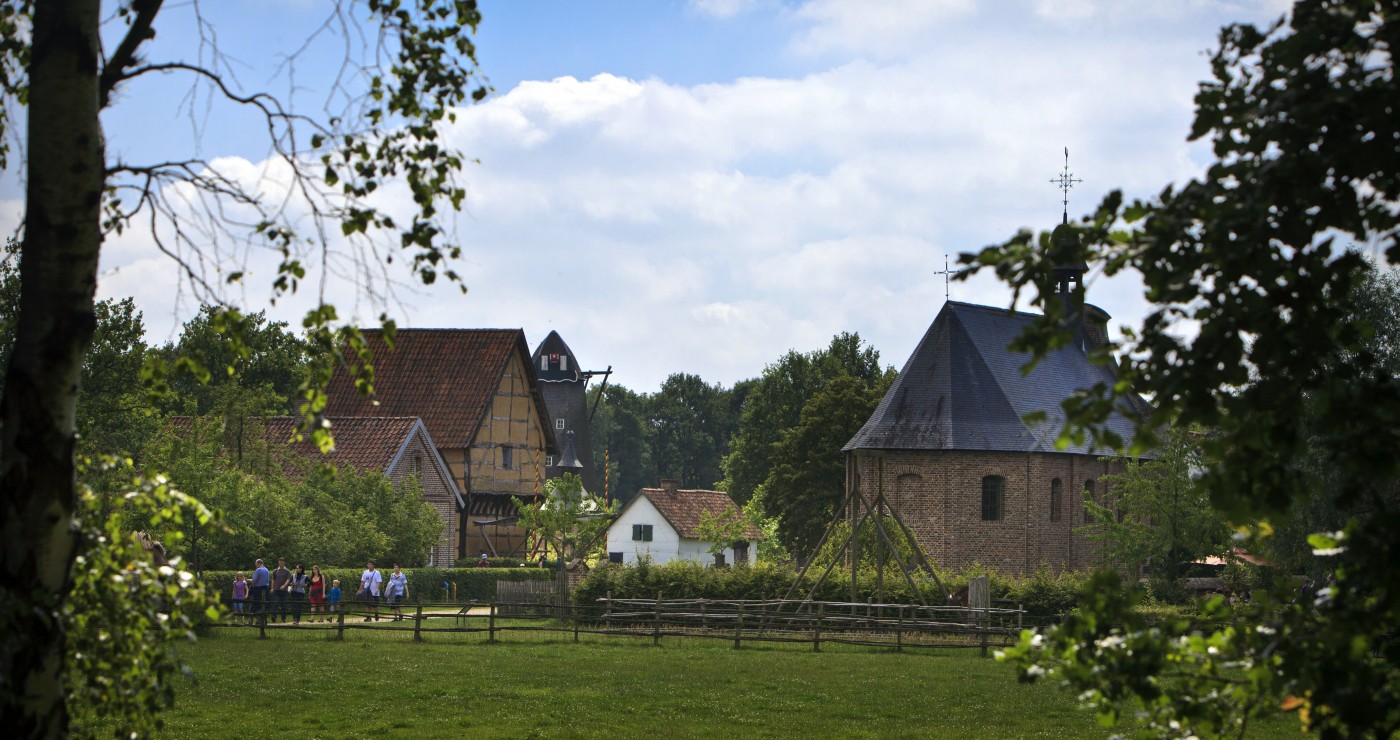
[843,301,1144,455]
[166,415,465,508]
[324,329,557,454]
[629,487,763,541]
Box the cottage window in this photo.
[1049,478,1063,522]
[501,446,514,470]
[555,418,566,430]
[981,476,1004,521]
[632,524,653,542]
[1084,479,1096,523]
[545,455,555,467]
[608,552,624,564]
[733,541,749,564]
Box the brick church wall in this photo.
[846,449,1126,575]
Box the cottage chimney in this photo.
[660,479,678,495]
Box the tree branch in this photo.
[99,0,164,109]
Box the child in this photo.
[328,579,342,617]
[232,572,248,624]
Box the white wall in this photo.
[606,496,759,566]
[606,496,681,565]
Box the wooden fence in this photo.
[215,593,1027,657]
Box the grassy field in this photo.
[112,622,1299,739]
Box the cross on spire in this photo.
[1049,146,1082,224]
[932,254,954,300]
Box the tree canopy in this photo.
[980,1,1400,735]
[0,1,488,733]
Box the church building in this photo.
[842,227,1149,575]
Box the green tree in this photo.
[1083,430,1231,595]
[0,3,487,731]
[589,383,656,506]
[722,332,889,505]
[647,373,735,489]
[157,306,310,416]
[978,1,1400,735]
[514,473,615,564]
[764,374,889,557]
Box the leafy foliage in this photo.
[65,467,220,738]
[969,1,1400,735]
[1084,430,1231,592]
[513,473,616,564]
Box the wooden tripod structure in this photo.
[780,451,950,606]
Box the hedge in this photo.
[201,565,554,606]
[571,560,1090,618]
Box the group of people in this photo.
[229,558,411,624]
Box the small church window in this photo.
[546,455,555,467]
[981,476,1004,521]
[555,418,566,430]
[1084,479,1096,523]
[1050,478,1063,522]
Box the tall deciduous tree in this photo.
[0,1,487,732]
[980,1,1400,735]
[722,332,889,505]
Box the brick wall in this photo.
[389,430,461,567]
[846,449,1126,575]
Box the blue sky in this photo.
[1,0,1293,391]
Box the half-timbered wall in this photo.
[462,351,550,557]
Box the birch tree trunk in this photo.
[0,1,103,735]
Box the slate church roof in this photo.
[843,301,1143,455]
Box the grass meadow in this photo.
[109,620,1300,739]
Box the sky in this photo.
[0,0,1294,393]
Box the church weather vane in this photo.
[1050,146,1082,224]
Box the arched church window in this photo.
[1083,479,1096,523]
[1050,478,1063,522]
[981,476,1004,521]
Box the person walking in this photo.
[289,565,309,625]
[385,565,409,621]
[272,557,292,622]
[307,565,327,622]
[358,560,383,622]
[231,572,249,624]
[250,559,271,620]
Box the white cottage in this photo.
[605,480,761,567]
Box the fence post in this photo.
[653,591,662,647]
[414,604,423,642]
[734,601,744,649]
[605,590,613,625]
[258,608,267,640]
[814,602,823,653]
[489,601,497,644]
[700,600,708,629]
[573,600,580,643]
[896,604,904,653]
[336,609,344,641]
[1018,604,1023,630]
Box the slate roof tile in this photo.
[844,301,1145,455]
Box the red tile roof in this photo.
[324,329,555,452]
[260,416,421,472]
[634,487,763,541]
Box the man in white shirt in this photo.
[359,560,383,622]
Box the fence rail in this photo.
[215,594,1028,656]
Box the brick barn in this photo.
[842,285,1149,575]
